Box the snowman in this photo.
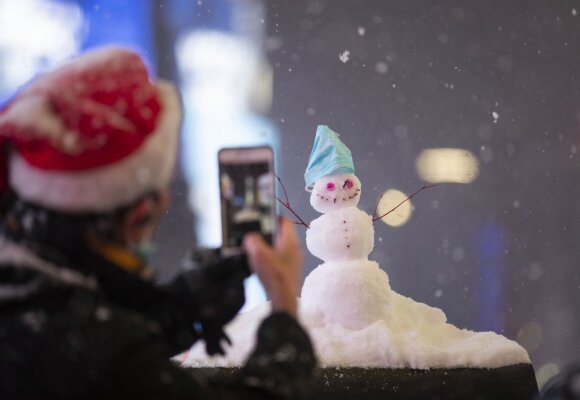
[183,125,531,369]
[299,125,393,331]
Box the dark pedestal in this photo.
[193,363,538,400]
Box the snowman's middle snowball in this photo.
[306,206,374,262]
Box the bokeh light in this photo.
[0,0,83,96]
[416,148,479,184]
[517,320,544,353]
[536,363,560,389]
[376,189,413,227]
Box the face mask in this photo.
[131,241,157,264]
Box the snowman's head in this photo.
[309,173,361,213]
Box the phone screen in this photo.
[219,147,276,253]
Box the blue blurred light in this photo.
[476,222,507,332]
[79,0,155,69]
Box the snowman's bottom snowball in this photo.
[300,260,392,330]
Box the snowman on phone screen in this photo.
[300,125,393,331]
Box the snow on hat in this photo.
[0,46,181,212]
[304,125,355,190]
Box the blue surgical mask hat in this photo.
[304,125,355,190]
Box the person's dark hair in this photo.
[2,192,159,263]
[0,190,16,219]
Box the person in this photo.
[0,47,316,399]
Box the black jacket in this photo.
[0,237,316,399]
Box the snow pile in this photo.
[182,281,530,369]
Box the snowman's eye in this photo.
[343,179,354,189]
[326,182,336,191]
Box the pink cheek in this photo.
[326,182,336,191]
[345,180,354,189]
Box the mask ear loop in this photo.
[110,191,159,254]
[132,199,155,227]
[124,194,162,268]
[127,191,162,227]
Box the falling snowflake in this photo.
[375,62,388,74]
[339,50,350,63]
[572,8,577,16]
[357,26,366,36]
[492,111,499,123]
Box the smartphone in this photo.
[218,146,276,256]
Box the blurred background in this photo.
[1,0,578,389]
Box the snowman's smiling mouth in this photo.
[315,188,361,203]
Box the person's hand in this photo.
[172,249,251,355]
[243,218,303,317]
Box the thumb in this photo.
[275,218,299,252]
[243,233,274,271]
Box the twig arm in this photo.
[373,184,438,222]
[276,174,291,205]
[276,196,310,229]
[274,175,310,229]
[372,191,385,220]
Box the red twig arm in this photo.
[275,175,310,229]
[276,175,291,205]
[276,196,310,228]
[372,192,383,220]
[372,184,438,223]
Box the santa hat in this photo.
[304,125,355,191]
[0,46,181,213]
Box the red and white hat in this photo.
[0,46,181,212]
